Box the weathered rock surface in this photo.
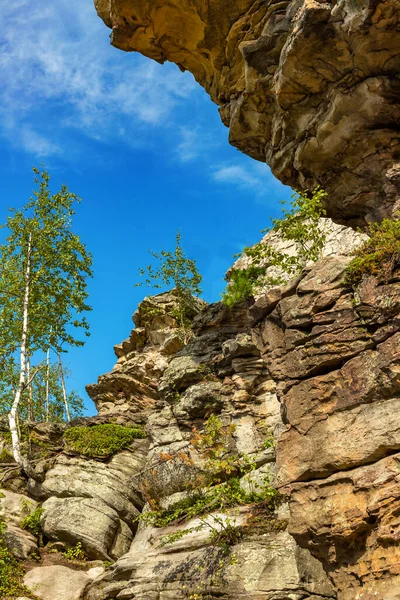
[0,490,39,560]
[253,256,400,596]
[94,0,400,224]
[5,225,400,599]
[24,565,92,600]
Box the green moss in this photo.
[345,219,400,286]
[0,520,35,598]
[63,423,146,458]
[0,447,14,463]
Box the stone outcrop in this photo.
[3,228,400,599]
[83,285,336,600]
[83,233,400,599]
[94,0,400,224]
[230,216,368,297]
[0,490,39,560]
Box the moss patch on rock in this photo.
[63,423,146,459]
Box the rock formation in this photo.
[94,0,400,224]
[2,221,399,599]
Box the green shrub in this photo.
[345,219,400,286]
[63,541,86,561]
[64,423,146,458]
[20,505,43,537]
[222,187,327,307]
[0,520,34,598]
[222,266,266,308]
[141,472,281,528]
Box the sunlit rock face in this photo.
[94,0,400,225]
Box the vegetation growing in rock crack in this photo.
[222,187,327,307]
[345,218,400,286]
[137,414,282,554]
[62,541,86,561]
[63,422,146,458]
[0,519,34,598]
[135,230,203,343]
[20,503,43,538]
[0,167,93,479]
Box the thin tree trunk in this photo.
[45,339,51,422]
[9,233,32,467]
[27,355,34,421]
[58,351,71,422]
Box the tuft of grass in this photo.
[63,423,146,458]
[345,219,400,286]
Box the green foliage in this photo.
[64,423,146,458]
[143,474,281,530]
[0,167,93,355]
[345,218,400,286]
[222,187,327,306]
[63,541,86,561]
[0,519,34,598]
[0,359,84,422]
[222,266,265,308]
[20,505,43,537]
[136,230,202,342]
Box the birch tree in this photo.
[0,168,92,477]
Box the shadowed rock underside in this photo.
[94,0,400,224]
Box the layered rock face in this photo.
[85,245,400,598]
[94,0,400,224]
[84,291,336,600]
[3,230,400,599]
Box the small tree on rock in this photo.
[136,231,203,342]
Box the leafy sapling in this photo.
[136,230,203,342]
[222,187,327,306]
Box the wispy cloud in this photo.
[19,128,61,157]
[212,162,270,189]
[0,1,196,157]
[175,126,222,163]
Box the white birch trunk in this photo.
[45,340,50,422]
[58,351,71,422]
[9,233,32,467]
[27,355,34,421]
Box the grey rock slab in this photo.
[24,565,90,600]
[28,453,143,523]
[41,496,132,560]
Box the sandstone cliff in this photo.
[2,222,400,600]
[94,0,400,224]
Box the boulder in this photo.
[24,565,90,600]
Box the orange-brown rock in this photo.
[253,255,400,598]
[94,0,400,224]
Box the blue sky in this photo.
[0,0,290,415]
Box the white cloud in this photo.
[175,126,222,163]
[0,0,196,157]
[213,163,266,188]
[19,128,61,157]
